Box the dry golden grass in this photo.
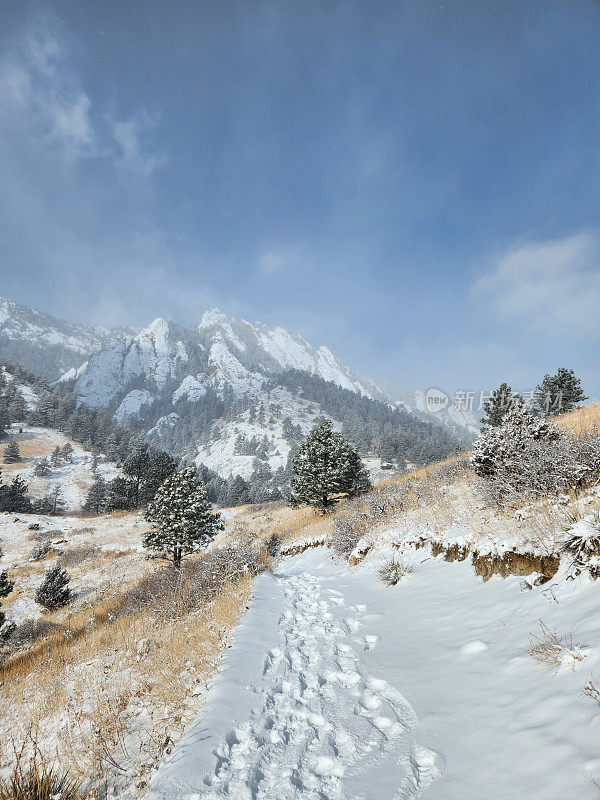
[0,430,72,475]
[556,402,600,436]
[0,561,253,794]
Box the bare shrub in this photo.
[584,678,600,705]
[526,620,586,672]
[0,759,81,800]
[331,517,362,558]
[9,619,63,650]
[116,539,269,619]
[28,542,54,562]
[378,557,413,586]
[59,545,100,568]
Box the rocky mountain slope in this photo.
[0,300,474,482]
[0,296,134,379]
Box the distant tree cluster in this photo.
[274,370,467,465]
[481,368,588,428]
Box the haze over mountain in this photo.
[0,297,474,484]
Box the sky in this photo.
[1,1,600,398]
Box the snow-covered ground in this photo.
[1,424,119,511]
[149,547,600,800]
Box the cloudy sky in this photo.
[1,1,599,396]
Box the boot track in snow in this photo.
[149,556,443,799]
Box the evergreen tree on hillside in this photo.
[34,458,51,477]
[144,466,223,567]
[60,442,74,462]
[84,477,106,513]
[3,440,20,464]
[0,407,9,440]
[0,473,31,512]
[534,368,588,415]
[35,564,71,610]
[0,561,15,642]
[48,484,65,515]
[50,445,63,467]
[123,442,151,507]
[105,476,136,511]
[289,419,370,509]
[481,383,523,427]
[139,451,177,505]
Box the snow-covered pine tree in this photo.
[34,458,51,477]
[35,564,71,610]
[139,451,178,505]
[471,404,560,478]
[289,419,370,509]
[534,367,588,415]
[481,383,523,427]
[144,466,224,567]
[84,477,106,513]
[0,563,15,642]
[60,442,74,462]
[50,445,62,466]
[3,440,20,464]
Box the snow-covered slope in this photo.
[0,296,133,378]
[150,544,600,800]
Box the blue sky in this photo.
[1,1,600,397]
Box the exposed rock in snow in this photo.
[207,336,265,395]
[148,413,180,438]
[173,375,207,404]
[115,390,156,421]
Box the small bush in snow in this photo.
[561,511,600,578]
[35,564,71,610]
[29,541,53,562]
[0,760,81,800]
[265,532,282,557]
[378,557,413,586]
[525,620,586,672]
[471,405,600,503]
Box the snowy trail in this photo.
[148,553,443,800]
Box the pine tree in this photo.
[48,484,65,515]
[481,383,523,427]
[84,477,107,513]
[3,440,20,464]
[61,442,74,462]
[105,476,136,511]
[139,451,177,505]
[289,419,371,509]
[35,564,71,610]
[534,368,588,415]
[144,466,223,567]
[34,458,51,477]
[0,564,15,641]
[50,445,63,467]
[123,443,151,507]
[0,406,10,440]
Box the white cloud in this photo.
[0,29,96,159]
[257,244,313,277]
[0,16,163,174]
[472,232,600,336]
[110,115,168,177]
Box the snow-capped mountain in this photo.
[0,296,133,378]
[71,309,376,415]
[0,298,473,482]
